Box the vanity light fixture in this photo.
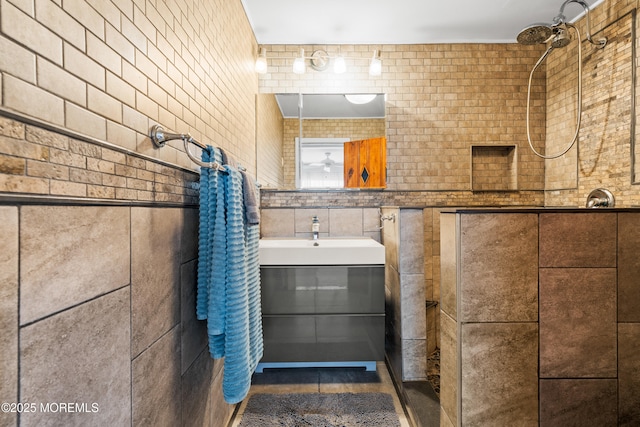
[254,47,383,76]
[255,47,268,74]
[369,50,382,76]
[292,48,306,74]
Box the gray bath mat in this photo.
[238,392,401,426]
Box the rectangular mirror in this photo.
[265,93,387,189]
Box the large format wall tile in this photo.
[461,322,538,427]
[20,287,131,426]
[260,208,295,237]
[539,213,616,267]
[181,259,207,374]
[399,209,424,274]
[400,273,426,340]
[439,212,457,318]
[540,268,617,378]
[618,212,640,321]
[131,207,182,357]
[460,213,538,322]
[619,323,640,426]
[181,349,214,427]
[0,206,18,427]
[20,205,130,324]
[132,326,181,427]
[539,379,617,426]
[439,312,458,427]
[181,208,199,263]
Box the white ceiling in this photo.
[241,0,604,45]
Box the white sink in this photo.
[259,238,385,265]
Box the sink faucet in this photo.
[312,215,319,240]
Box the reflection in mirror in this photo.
[296,137,348,188]
[274,93,386,189]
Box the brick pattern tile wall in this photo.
[0,0,270,185]
[256,94,284,188]
[545,0,640,207]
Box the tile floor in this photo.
[230,362,411,426]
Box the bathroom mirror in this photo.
[256,93,387,190]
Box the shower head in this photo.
[550,25,572,48]
[517,23,553,45]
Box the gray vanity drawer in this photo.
[261,315,385,362]
[260,266,384,315]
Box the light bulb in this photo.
[293,48,306,74]
[369,50,382,76]
[255,48,268,74]
[333,56,346,74]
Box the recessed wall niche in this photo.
[471,145,518,191]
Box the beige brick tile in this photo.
[87,33,122,76]
[35,0,85,51]
[121,61,147,92]
[87,184,115,199]
[101,148,126,165]
[0,117,25,139]
[106,23,134,64]
[0,154,25,174]
[87,157,115,174]
[85,0,120,30]
[1,1,62,65]
[65,101,107,141]
[0,35,36,83]
[0,174,49,194]
[49,147,85,168]
[37,58,86,107]
[106,71,135,107]
[4,75,64,125]
[88,86,122,122]
[121,16,146,54]
[133,5,156,43]
[63,43,105,90]
[50,179,86,196]
[69,168,102,185]
[103,173,126,188]
[106,120,137,152]
[26,160,69,180]
[122,104,149,134]
[62,0,105,40]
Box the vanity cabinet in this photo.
[258,265,385,371]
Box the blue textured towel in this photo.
[196,146,263,404]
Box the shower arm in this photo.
[556,0,606,48]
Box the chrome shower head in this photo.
[550,25,572,48]
[517,23,553,45]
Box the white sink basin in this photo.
[259,238,385,265]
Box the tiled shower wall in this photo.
[0,0,266,426]
[440,210,640,426]
[545,0,640,206]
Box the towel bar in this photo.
[150,125,227,172]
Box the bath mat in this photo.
[238,392,401,426]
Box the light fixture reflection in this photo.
[369,49,382,76]
[293,48,306,74]
[344,94,377,104]
[255,47,268,74]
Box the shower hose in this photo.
[525,23,581,159]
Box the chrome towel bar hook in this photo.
[149,125,226,172]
